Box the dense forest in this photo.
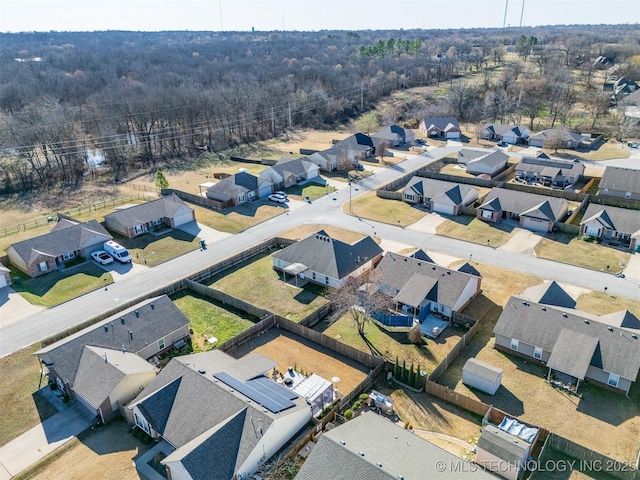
[0,25,639,193]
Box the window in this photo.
[135,413,150,434]
[151,219,162,226]
[534,347,543,360]
[405,194,414,202]
[482,210,492,219]
[325,276,329,285]
[625,192,631,199]
[134,224,145,234]
[39,262,48,272]
[608,373,620,388]
[510,339,519,351]
[158,338,165,350]
[238,194,245,203]
[312,272,316,280]
[62,252,75,261]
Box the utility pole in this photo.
[519,0,526,27]
[360,81,364,111]
[288,102,292,129]
[503,0,509,28]
[271,106,275,136]
[218,0,224,31]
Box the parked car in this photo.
[91,250,114,265]
[497,141,508,147]
[274,191,287,197]
[268,194,287,203]
[353,163,365,171]
[103,240,132,263]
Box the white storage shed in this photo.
[462,358,503,395]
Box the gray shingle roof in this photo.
[271,158,318,177]
[520,281,576,309]
[466,150,508,173]
[403,177,477,206]
[206,172,267,201]
[479,188,567,221]
[494,297,640,380]
[410,248,434,263]
[375,253,477,309]
[463,358,502,384]
[334,133,374,151]
[9,219,111,263]
[516,156,583,177]
[273,230,382,280]
[482,123,528,138]
[529,128,582,144]
[546,329,599,380]
[599,166,640,195]
[458,149,486,164]
[478,425,529,466]
[393,273,438,308]
[581,204,640,235]
[72,346,156,408]
[104,194,192,228]
[35,295,189,387]
[421,117,460,133]
[295,412,495,480]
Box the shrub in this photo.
[401,359,408,383]
[359,393,369,401]
[408,362,415,386]
[344,409,354,420]
[394,356,400,379]
[353,400,362,410]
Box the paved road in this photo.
[1,144,639,358]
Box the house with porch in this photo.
[476,188,568,232]
[34,295,190,422]
[104,194,195,239]
[580,204,640,252]
[598,166,640,200]
[459,149,509,176]
[332,133,375,161]
[528,129,584,149]
[481,123,530,144]
[272,230,383,289]
[259,158,320,190]
[493,297,640,395]
[206,171,273,206]
[373,253,481,337]
[306,149,341,171]
[7,218,112,278]
[515,154,584,187]
[372,124,407,147]
[127,350,311,480]
[419,117,461,139]
[402,177,479,215]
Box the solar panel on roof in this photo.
[213,372,296,414]
[248,377,299,400]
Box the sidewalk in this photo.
[0,402,93,480]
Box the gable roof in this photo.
[104,194,192,227]
[72,346,156,408]
[421,117,460,132]
[482,123,529,138]
[494,297,640,381]
[375,253,478,308]
[546,329,599,380]
[516,156,583,177]
[272,230,382,281]
[529,128,583,144]
[410,248,435,263]
[206,172,269,201]
[371,125,406,144]
[403,177,477,206]
[334,132,374,151]
[478,188,567,221]
[463,358,502,384]
[9,219,111,263]
[456,262,482,277]
[270,158,318,177]
[393,273,438,308]
[520,281,576,309]
[466,150,509,172]
[478,425,529,466]
[599,166,640,194]
[581,204,640,235]
[458,149,486,164]
[295,412,495,480]
[35,295,189,386]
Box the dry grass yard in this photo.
[436,216,515,248]
[188,201,285,234]
[277,224,368,244]
[535,233,630,272]
[346,191,427,226]
[575,291,640,317]
[231,329,369,395]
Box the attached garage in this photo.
[433,203,455,215]
[172,208,195,227]
[584,225,601,237]
[520,216,551,232]
[462,358,503,395]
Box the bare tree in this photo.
[377,140,391,162]
[543,131,567,153]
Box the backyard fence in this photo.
[424,380,490,417]
[184,280,271,319]
[428,319,481,381]
[376,190,403,200]
[229,156,262,164]
[298,303,332,328]
[162,188,232,211]
[299,148,319,155]
[338,362,386,410]
[217,315,277,353]
[129,184,160,193]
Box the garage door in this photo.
[0,275,7,288]
[434,204,455,215]
[172,210,194,227]
[585,226,600,236]
[521,217,548,232]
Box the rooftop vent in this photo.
[120,317,125,325]
[398,476,404,480]
[447,271,450,275]
[417,262,421,266]
[104,325,109,333]
[632,334,638,339]
[103,352,108,363]
[340,440,346,445]
[198,369,206,374]
[150,303,154,310]
[562,313,568,318]
[377,462,383,468]
[128,329,133,341]
[608,327,613,332]
[541,307,546,311]
[403,258,407,261]
[359,451,365,457]
[135,310,139,318]
[584,319,589,324]
[432,266,436,270]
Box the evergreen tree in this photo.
[394,356,399,379]
[155,169,169,189]
[408,362,415,387]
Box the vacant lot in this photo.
[231,329,368,394]
[10,262,114,307]
[535,233,630,272]
[113,229,200,267]
[347,191,426,226]
[22,417,152,480]
[205,254,329,321]
[0,344,59,447]
[172,290,257,352]
[436,216,515,247]
[187,200,285,234]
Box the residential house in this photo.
[402,177,479,215]
[458,149,509,176]
[104,194,195,239]
[598,166,640,200]
[35,295,189,422]
[332,133,375,161]
[7,218,112,278]
[593,55,613,70]
[612,77,639,104]
[493,296,640,395]
[580,204,640,251]
[206,172,273,206]
[371,124,406,147]
[477,188,568,232]
[272,230,383,289]
[622,89,640,118]
[295,411,496,480]
[306,149,340,171]
[481,123,530,144]
[528,129,584,149]
[373,253,481,336]
[515,154,584,186]
[0,262,11,288]
[419,117,461,139]
[259,158,320,190]
[476,422,537,480]
[128,350,311,480]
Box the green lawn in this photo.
[10,263,114,307]
[284,182,336,201]
[436,216,514,247]
[347,191,426,226]
[113,229,200,267]
[535,233,630,272]
[172,290,257,352]
[0,344,59,447]
[204,254,329,321]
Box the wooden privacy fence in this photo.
[162,188,232,211]
[217,315,277,353]
[298,303,332,328]
[339,362,386,410]
[428,319,481,381]
[424,380,490,417]
[184,280,271,319]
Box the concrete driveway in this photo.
[498,228,544,256]
[406,212,447,234]
[177,221,231,245]
[0,403,93,480]
[623,253,640,281]
[0,287,45,329]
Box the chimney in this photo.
[103,352,108,364]
[128,329,133,342]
